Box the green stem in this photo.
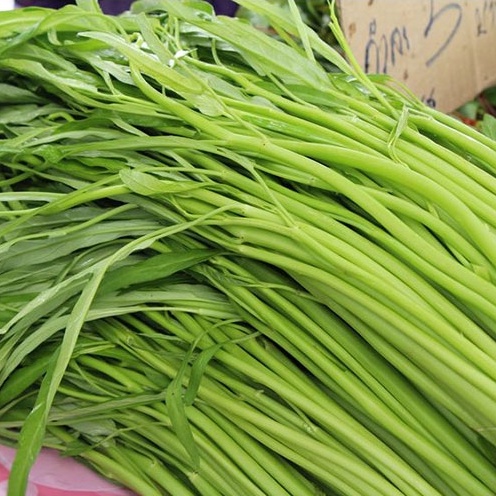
[49,426,162,496]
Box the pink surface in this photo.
[0,446,136,496]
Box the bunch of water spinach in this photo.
[2,1,496,495]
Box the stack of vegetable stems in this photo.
[2,1,496,495]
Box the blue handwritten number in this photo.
[390,27,410,65]
[424,0,462,66]
[475,7,486,36]
[422,88,437,108]
[476,1,496,37]
[365,19,388,73]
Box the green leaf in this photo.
[75,0,103,13]
[0,104,63,125]
[156,0,330,89]
[0,84,46,104]
[227,0,350,73]
[79,30,204,96]
[98,249,216,294]
[0,348,53,408]
[119,169,206,196]
[183,341,224,405]
[0,220,158,272]
[67,419,117,439]
[481,114,496,141]
[7,261,109,496]
[165,347,200,469]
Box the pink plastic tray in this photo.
[0,446,136,496]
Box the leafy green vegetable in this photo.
[481,113,496,141]
[2,1,496,495]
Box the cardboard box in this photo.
[337,0,496,111]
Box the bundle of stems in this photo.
[2,0,496,494]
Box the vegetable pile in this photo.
[456,87,496,139]
[2,1,496,495]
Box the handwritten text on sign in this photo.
[337,0,496,112]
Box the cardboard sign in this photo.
[337,0,496,112]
